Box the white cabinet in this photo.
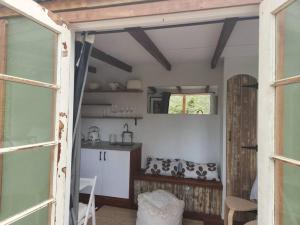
[80,149,103,195]
[80,148,131,199]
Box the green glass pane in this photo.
[6,16,57,83]
[280,83,300,160]
[0,147,52,221]
[2,81,54,147]
[276,163,300,225]
[276,0,300,78]
[12,207,49,225]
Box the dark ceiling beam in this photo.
[91,47,132,72]
[126,27,171,71]
[88,66,97,73]
[211,17,238,69]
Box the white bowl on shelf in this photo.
[126,80,142,90]
[109,82,121,91]
[88,82,100,90]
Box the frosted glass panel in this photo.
[0,147,52,221]
[276,162,300,225]
[6,16,57,83]
[1,81,54,147]
[12,207,49,225]
[0,4,57,225]
[277,83,300,160]
[276,0,300,78]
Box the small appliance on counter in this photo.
[122,123,133,146]
[88,126,101,143]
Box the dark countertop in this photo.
[81,141,142,152]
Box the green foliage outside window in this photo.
[168,94,211,114]
[168,95,183,114]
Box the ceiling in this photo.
[90,19,259,68]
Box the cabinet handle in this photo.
[104,151,106,161]
[99,151,102,161]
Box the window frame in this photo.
[272,1,300,224]
[0,1,73,225]
[259,0,300,225]
[169,93,213,115]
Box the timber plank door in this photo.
[226,74,257,199]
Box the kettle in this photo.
[88,126,101,143]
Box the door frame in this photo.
[258,0,298,225]
[0,1,74,225]
[68,2,260,220]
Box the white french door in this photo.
[259,0,300,225]
[0,1,72,225]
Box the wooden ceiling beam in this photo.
[54,0,261,23]
[0,0,261,22]
[211,17,238,69]
[91,47,132,72]
[88,66,97,73]
[0,0,162,18]
[126,27,171,71]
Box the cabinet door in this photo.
[102,150,130,199]
[80,149,102,195]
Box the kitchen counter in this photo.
[81,141,142,151]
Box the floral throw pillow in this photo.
[181,161,219,181]
[145,157,180,176]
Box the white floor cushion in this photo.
[136,190,185,225]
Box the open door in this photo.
[0,1,72,225]
[259,0,300,225]
[226,74,257,223]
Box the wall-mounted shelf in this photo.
[82,103,112,106]
[85,89,143,93]
[81,115,143,125]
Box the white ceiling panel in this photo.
[91,19,259,68]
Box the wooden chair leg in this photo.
[91,197,96,225]
[228,209,235,225]
[224,204,229,225]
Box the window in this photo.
[168,94,212,114]
[0,1,71,225]
[273,1,300,225]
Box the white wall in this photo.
[82,60,224,168]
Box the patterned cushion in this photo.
[145,157,180,177]
[181,161,219,181]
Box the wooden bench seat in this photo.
[133,171,223,224]
[134,172,223,189]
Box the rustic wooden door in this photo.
[226,74,257,199]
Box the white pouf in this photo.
[136,190,185,225]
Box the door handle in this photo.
[99,151,102,161]
[104,151,106,161]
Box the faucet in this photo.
[122,123,133,145]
